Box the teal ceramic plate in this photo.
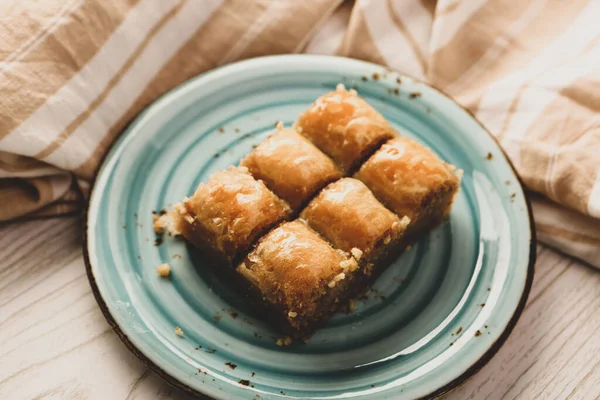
[85,55,535,400]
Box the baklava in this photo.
[240,125,341,211]
[237,220,360,337]
[301,178,410,269]
[296,84,396,174]
[355,137,461,239]
[163,166,291,265]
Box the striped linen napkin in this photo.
[0,0,598,267]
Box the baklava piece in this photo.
[354,137,461,240]
[164,166,291,265]
[237,220,359,337]
[240,125,341,210]
[301,178,410,269]
[296,84,396,174]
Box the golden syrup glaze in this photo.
[355,137,461,224]
[240,127,341,210]
[301,178,408,257]
[297,84,396,173]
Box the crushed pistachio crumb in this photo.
[276,338,284,346]
[174,326,184,337]
[350,248,363,261]
[157,263,171,277]
[283,336,292,346]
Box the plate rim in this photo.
[83,54,536,400]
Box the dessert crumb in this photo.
[486,152,493,160]
[409,92,421,99]
[475,330,482,337]
[239,379,250,386]
[225,362,237,370]
[157,263,171,277]
[372,72,380,80]
[174,326,184,337]
[350,247,363,261]
[288,311,298,318]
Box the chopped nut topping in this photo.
[276,338,284,346]
[288,311,297,318]
[383,236,391,244]
[391,221,399,230]
[340,258,358,272]
[350,248,363,261]
[153,214,164,234]
[174,326,184,337]
[334,272,346,282]
[183,214,194,224]
[400,216,411,226]
[328,280,336,288]
[349,88,358,95]
[283,336,292,346]
[157,263,171,277]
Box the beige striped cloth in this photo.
[1,0,598,267]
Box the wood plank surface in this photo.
[0,218,598,400]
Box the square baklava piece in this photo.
[163,166,291,265]
[301,178,410,271]
[355,137,461,239]
[240,125,341,211]
[296,84,396,174]
[237,220,360,337]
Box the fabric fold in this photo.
[0,0,598,268]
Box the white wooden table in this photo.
[1,217,599,400]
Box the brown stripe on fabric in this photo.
[0,176,54,221]
[536,223,600,247]
[22,200,81,219]
[419,0,437,16]
[0,0,140,139]
[74,0,335,178]
[0,153,54,173]
[430,0,590,97]
[0,1,77,60]
[35,0,187,160]
[224,0,343,60]
[338,4,388,66]
[435,1,460,16]
[387,0,427,72]
[519,75,600,215]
